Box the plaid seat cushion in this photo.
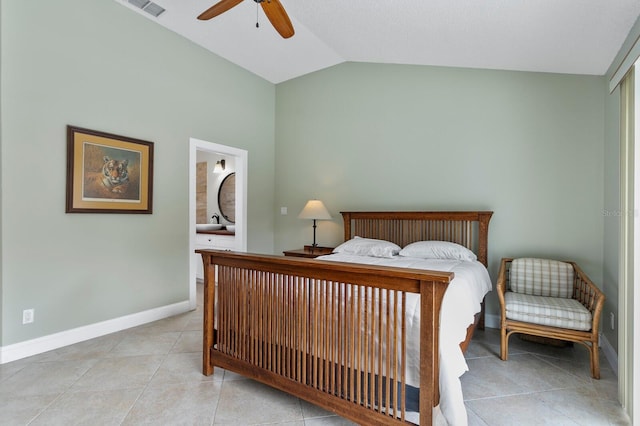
[505,292,592,331]
[509,258,574,298]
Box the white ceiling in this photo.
[116,0,640,84]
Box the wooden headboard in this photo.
[340,211,493,267]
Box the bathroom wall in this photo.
[196,151,236,225]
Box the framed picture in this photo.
[66,125,154,213]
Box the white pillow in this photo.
[399,241,477,261]
[332,237,401,258]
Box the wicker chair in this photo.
[497,257,605,379]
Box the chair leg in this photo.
[500,327,508,360]
[591,342,600,379]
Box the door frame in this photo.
[189,137,248,309]
[619,67,637,422]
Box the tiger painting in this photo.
[83,156,137,200]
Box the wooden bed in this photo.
[197,211,493,425]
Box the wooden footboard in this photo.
[198,250,453,426]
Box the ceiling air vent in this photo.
[143,3,165,17]
[127,0,165,18]
[128,0,149,8]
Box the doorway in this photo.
[189,138,248,309]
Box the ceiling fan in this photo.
[198,0,295,39]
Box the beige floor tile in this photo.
[0,394,57,426]
[170,330,203,353]
[466,406,490,426]
[462,353,588,400]
[464,331,502,359]
[107,331,181,357]
[591,368,622,403]
[133,313,194,334]
[123,381,221,425]
[467,392,582,425]
[183,314,204,332]
[69,355,164,392]
[30,388,142,426]
[299,398,340,420]
[0,359,29,383]
[596,398,637,425]
[298,399,357,424]
[222,369,251,382]
[149,352,223,386]
[213,378,304,425]
[0,359,96,397]
[0,283,629,426]
[536,387,623,425]
[34,333,125,364]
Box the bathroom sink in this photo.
[225,225,236,232]
[196,224,223,231]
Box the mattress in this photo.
[316,253,492,426]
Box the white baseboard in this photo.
[0,300,191,364]
[485,313,500,329]
[599,332,618,377]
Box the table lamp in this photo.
[298,199,331,248]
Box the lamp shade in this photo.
[298,199,331,220]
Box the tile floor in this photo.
[0,283,631,425]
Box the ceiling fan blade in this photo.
[260,0,295,39]
[198,0,244,20]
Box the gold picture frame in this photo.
[66,125,154,213]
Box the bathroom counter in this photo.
[196,230,235,236]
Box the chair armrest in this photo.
[496,258,513,321]
[496,258,512,295]
[569,262,606,332]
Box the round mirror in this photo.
[218,173,235,223]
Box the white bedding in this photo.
[316,253,492,426]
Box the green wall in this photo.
[0,0,622,359]
[275,62,606,321]
[0,0,275,345]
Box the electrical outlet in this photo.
[280,207,287,215]
[610,312,615,330]
[22,309,34,324]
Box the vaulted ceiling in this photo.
[116,0,640,84]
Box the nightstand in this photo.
[283,245,334,258]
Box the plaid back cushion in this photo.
[509,258,574,298]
